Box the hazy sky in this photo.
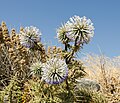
[0,0,120,57]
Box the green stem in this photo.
[65,43,68,51]
[64,43,70,92]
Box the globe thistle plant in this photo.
[19,26,42,48]
[57,15,94,46]
[30,61,43,78]
[66,15,94,45]
[57,24,71,44]
[42,58,68,84]
[0,18,103,102]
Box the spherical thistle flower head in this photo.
[66,15,94,45]
[30,61,43,78]
[19,26,42,48]
[42,58,68,84]
[57,23,72,44]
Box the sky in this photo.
[0,0,120,57]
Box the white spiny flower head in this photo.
[42,58,68,84]
[57,23,72,44]
[19,26,42,48]
[30,61,43,77]
[66,15,94,45]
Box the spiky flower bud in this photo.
[19,26,42,48]
[66,15,94,45]
[30,62,43,78]
[42,58,68,84]
[57,15,94,46]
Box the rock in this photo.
[75,78,101,91]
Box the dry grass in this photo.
[82,54,120,102]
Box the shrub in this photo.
[0,16,108,103]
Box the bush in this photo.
[0,16,108,103]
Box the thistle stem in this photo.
[64,43,70,91]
